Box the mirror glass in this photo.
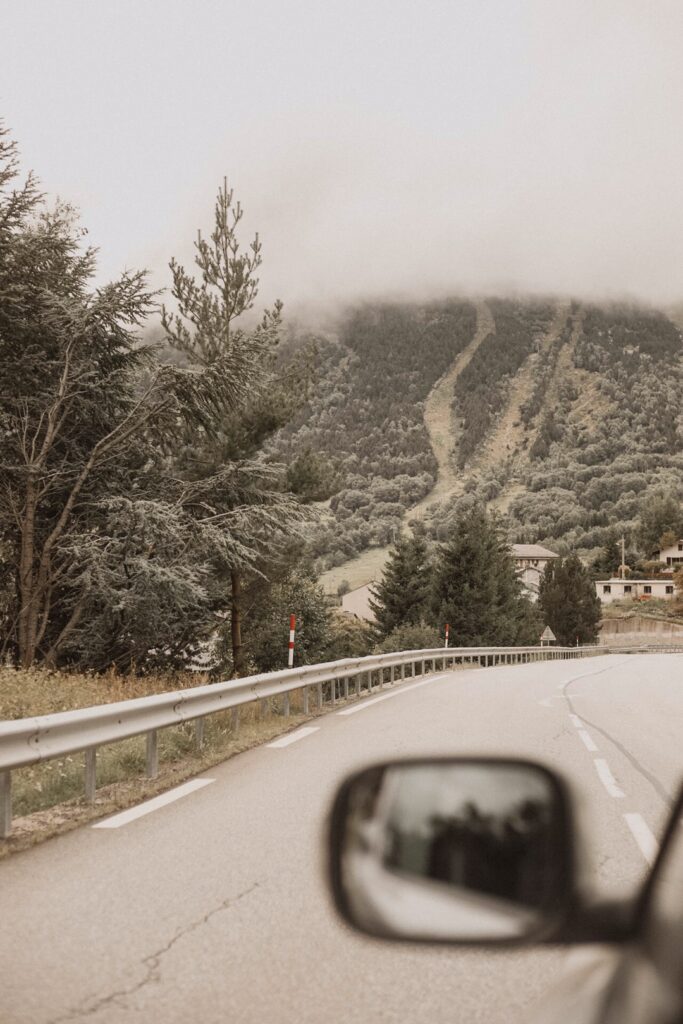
[334,760,568,942]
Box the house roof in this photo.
[511,544,559,558]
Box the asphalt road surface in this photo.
[2,653,681,1024]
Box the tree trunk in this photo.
[18,479,39,668]
[231,569,246,677]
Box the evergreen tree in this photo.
[369,533,430,637]
[637,491,683,554]
[162,178,314,675]
[538,555,602,646]
[0,127,259,669]
[428,508,541,646]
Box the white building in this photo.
[511,543,559,600]
[341,583,377,622]
[654,539,683,572]
[596,578,675,604]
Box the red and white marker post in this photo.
[288,614,297,668]
[444,623,450,649]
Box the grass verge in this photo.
[0,667,317,859]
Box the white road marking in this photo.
[337,675,448,716]
[624,813,658,865]
[569,713,583,727]
[594,759,625,799]
[267,726,320,748]
[92,778,215,829]
[577,728,598,752]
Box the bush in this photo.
[374,622,442,654]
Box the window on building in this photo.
[624,585,632,593]
[644,586,652,594]
[603,585,611,594]
[666,586,674,595]
[678,543,682,551]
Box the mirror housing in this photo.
[328,757,579,946]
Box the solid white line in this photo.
[569,713,583,728]
[337,675,448,716]
[577,729,598,752]
[594,759,625,799]
[92,778,215,829]
[267,727,320,748]
[624,813,658,865]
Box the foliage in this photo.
[325,612,375,660]
[537,555,602,646]
[161,177,315,675]
[429,508,542,646]
[235,570,331,674]
[0,126,310,673]
[373,621,442,654]
[637,491,683,554]
[452,299,555,467]
[269,301,477,570]
[369,533,431,637]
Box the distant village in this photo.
[341,539,683,623]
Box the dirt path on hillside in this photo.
[408,299,495,522]
[320,302,493,592]
[473,300,570,477]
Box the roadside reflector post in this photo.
[444,623,449,649]
[146,729,158,779]
[85,748,97,804]
[288,614,296,668]
[0,770,11,839]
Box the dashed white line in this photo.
[337,675,448,716]
[92,778,215,829]
[624,813,658,865]
[594,759,625,799]
[577,728,598,752]
[569,713,583,728]
[267,726,320,748]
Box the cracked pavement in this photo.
[2,654,681,1024]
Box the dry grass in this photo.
[0,667,316,858]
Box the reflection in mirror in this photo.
[338,760,567,942]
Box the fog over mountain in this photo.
[3,1,683,310]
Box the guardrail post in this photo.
[195,717,206,750]
[146,730,159,779]
[355,674,361,697]
[401,662,406,680]
[343,677,349,700]
[0,771,11,839]
[85,748,97,804]
[302,686,309,714]
[283,693,291,717]
[331,680,337,704]
[317,682,323,709]
[389,664,394,684]
[231,707,240,734]
[367,671,372,693]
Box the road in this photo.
[1,653,681,1024]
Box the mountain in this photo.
[269,298,683,591]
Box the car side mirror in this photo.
[328,758,576,945]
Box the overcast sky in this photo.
[4,1,683,313]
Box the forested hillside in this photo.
[269,301,476,568]
[272,298,683,580]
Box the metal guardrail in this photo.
[1,642,681,838]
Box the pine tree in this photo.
[369,533,431,637]
[538,555,602,646]
[428,509,540,646]
[162,179,314,675]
